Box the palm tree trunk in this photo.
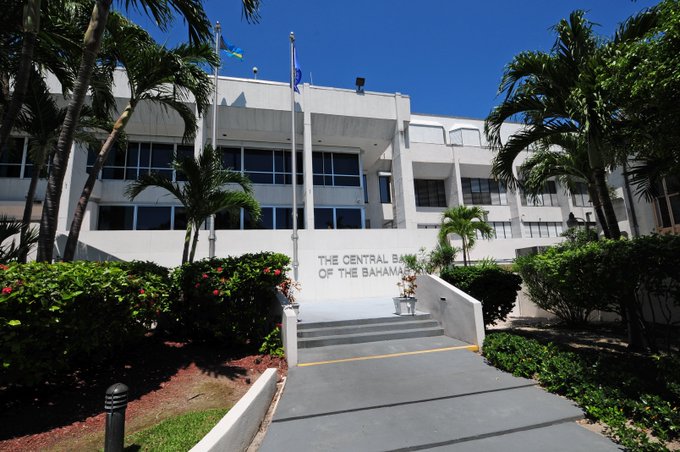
[182,224,192,264]
[592,167,621,240]
[18,158,44,262]
[587,183,611,239]
[63,104,133,261]
[37,0,111,262]
[189,224,200,263]
[462,237,468,266]
[0,0,41,157]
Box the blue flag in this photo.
[220,36,244,60]
[293,45,302,93]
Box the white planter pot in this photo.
[393,297,417,316]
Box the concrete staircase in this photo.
[297,314,444,349]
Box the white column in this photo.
[57,142,78,232]
[194,104,205,157]
[302,83,315,229]
[391,93,417,229]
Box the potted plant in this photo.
[278,278,301,316]
[394,254,421,315]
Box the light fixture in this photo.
[355,77,365,93]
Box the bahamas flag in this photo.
[220,36,244,60]
[293,45,301,93]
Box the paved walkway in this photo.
[260,300,621,451]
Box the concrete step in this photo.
[298,319,440,338]
[298,326,445,349]
[299,313,432,330]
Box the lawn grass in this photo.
[124,407,229,451]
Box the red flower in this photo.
[0,264,8,271]
[2,287,11,295]
[195,283,200,288]
[139,289,145,294]
[275,323,282,328]
[213,289,219,296]
[216,267,223,273]
[274,269,281,276]
[263,267,270,274]
[202,273,208,279]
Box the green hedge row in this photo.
[0,252,289,387]
[440,265,522,326]
[484,332,680,451]
[0,261,170,386]
[514,235,680,326]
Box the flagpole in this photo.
[290,32,299,281]
[209,21,221,259]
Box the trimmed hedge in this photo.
[484,332,680,451]
[170,253,289,343]
[515,235,680,326]
[440,265,522,326]
[0,261,171,386]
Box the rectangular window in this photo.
[449,128,481,147]
[243,148,302,185]
[379,174,392,203]
[362,175,368,203]
[313,207,363,229]
[98,205,185,230]
[523,221,564,238]
[461,178,507,206]
[98,206,134,230]
[215,208,241,230]
[137,206,172,230]
[414,179,446,207]
[312,151,360,187]
[571,182,591,207]
[245,207,274,229]
[409,124,446,144]
[221,147,241,171]
[91,142,193,182]
[0,137,26,178]
[522,181,559,206]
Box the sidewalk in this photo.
[260,334,621,451]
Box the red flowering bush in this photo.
[0,261,171,387]
[171,253,290,343]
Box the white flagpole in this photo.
[209,21,221,259]
[290,32,299,281]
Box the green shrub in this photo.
[484,333,679,450]
[171,253,289,343]
[259,326,284,357]
[0,261,171,386]
[515,235,680,330]
[440,264,522,326]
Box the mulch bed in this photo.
[0,335,287,451]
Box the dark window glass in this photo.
[333,154,359,175]
[312,152,324,174]
[414,179,446,207]
[314,208,334,229]
[363,175,368,203]
[244,149,272,172]
[245,207,273,229]
[139,142,151,170]
[125,143,140,180]
[276,208,305,229]
[572,182,591,207]
[334,176,361,187]
[461,178,507,206]
[137,206,171,230]
[173,207,188,230]
[215,208,241,229]
[151,143,174,169]
[0,137,23,177]
[98,206,134,230]
[670,195,680,225]
[656,199,671,228]
[221,147,241,171]
[379,175,391,203]
[336,208,362,229]
[312,151,359,186]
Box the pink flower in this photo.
[274,269,281,276]
[213,289,219,296]
[275,323,282,328]
[202,273,208,279]
[216,267,223,273]
[195,283,200,288]
[263,267,270,274]
[2,287,11,295]
[139,289,145,294]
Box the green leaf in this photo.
[7,319,21,326]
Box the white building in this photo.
[0,73,661,299]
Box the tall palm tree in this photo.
[15,70,108,262]
[62,16,218,261]
[519,133,611,238]
[484,10,657,241]
[38,0,261,262]
[0,215,38,263]
[438,205,493,267]
[126,145,261,263]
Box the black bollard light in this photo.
[104,383,129,452]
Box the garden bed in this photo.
[0,334,286,451]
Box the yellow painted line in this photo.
[298,344,479,367]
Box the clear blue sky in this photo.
[126,0,658,119]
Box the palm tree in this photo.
[61,17,218,261]
[438,205,493,267]
[38,0,261,262]
[126,145,261,264]
[518,133,611,238]
[15,70,108,262]
[0,215,38,263]
[484,10,657,241]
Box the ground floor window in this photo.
[216,206,305,230]
[379,174,392,204]
[98,205,186,230]
[0,137,52,179]
[653,176,680,233]
[314,207,363,229]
